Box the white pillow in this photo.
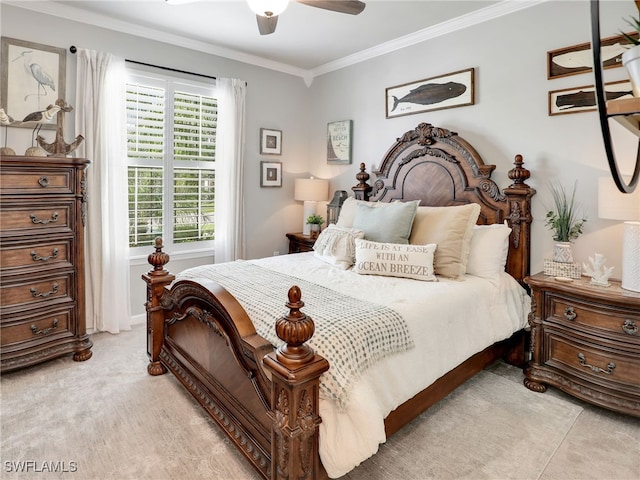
[313,224,364,269]
[353,239,438,282]
[409,204,481,279]
[465,222,512,280]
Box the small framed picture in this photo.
[260,161,282,187]
[327,120,352,164]
[259,128,282,155]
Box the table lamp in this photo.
[294,177,328,235]
[598,177,640,292]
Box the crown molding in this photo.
[4,0,546,85]
[3,0,308,79]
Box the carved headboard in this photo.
[352,122,535,285]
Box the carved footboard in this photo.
[143,238,329,480]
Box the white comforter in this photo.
[179,253,530,478]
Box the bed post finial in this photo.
[508,154,531,187]
[148,237,170,276]
[263,286,329,480]
[353,162,373,200]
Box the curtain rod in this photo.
[69,46,217,81]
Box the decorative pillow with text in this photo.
[353,239,437,282]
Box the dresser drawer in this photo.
[0,169,73,195]
[0,274,73,313]
[545,331,640,389]
[547,293,640,343]
[0,202,74,237]
[1,239,73,274]
[1,308,71,347]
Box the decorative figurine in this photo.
[0,108,16,155]
[583,253,614,287]
[36,98,84,157]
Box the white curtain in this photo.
[75,49,131,334]
[214,78,247,262]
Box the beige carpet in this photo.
[1,326,638,480]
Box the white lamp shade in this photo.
[294,178,329,202]
[598,177,640,221]
[247,0,289,16]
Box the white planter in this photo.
[622,45,640,97]
[552,241,574,264]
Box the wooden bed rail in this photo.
[143,239,329,479]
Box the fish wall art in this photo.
[386,68,475,119]
[548,80,633,115]
[547,32,639,80]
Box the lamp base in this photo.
[301,201,316,236]
[622,221,640,292]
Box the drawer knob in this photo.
[30,318,59,336]
[30,248,59,262]
[577,353,616,375]
[30,282,59,298]
[38,176,49,187]
[622,319,638,336]
[563,306,577,321]
[30,212,59,225]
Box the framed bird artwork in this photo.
[1,37,66,130]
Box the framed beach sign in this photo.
[547,32,638,80]
[327,120,352,164]
[548,79,633,116]
[385,68,475,119]
[1,37,66,129]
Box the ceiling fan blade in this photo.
[256,14,279,35]
[295,0,365,15]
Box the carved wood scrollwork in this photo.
[275,387,290,479]
[479,179,506,202]
[399,122,455,145]
[297,389,315,478]
[508,201,522,249]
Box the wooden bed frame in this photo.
[143,122,535,480]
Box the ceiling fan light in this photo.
[247,0,289,17]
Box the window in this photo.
[126,70,217,256]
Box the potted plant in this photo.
[306,214,324,239]
[545,182,587,263]
[621,15,640,96]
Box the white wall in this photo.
[2,1,637,321]
[307,0,637,282]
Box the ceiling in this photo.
[6,1,542,81]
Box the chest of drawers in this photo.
[1,156,92,371]
[524,272,640,416]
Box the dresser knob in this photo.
[38,176,49,187]
[563,306,577,321]
[622,319,638,336]
[577,353,616,375]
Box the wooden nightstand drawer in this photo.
[1,274,73,313]
[547,294,640,343]
[1,239,73,274]
[1,309,71,347]
[545,331,640,389]
[0,202,74,237]
[0,169,73,195]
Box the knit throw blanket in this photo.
[176,261,414,410]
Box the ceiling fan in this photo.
[166,0,366,35]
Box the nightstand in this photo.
[286,232,315,254]
[524,272,640,417]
